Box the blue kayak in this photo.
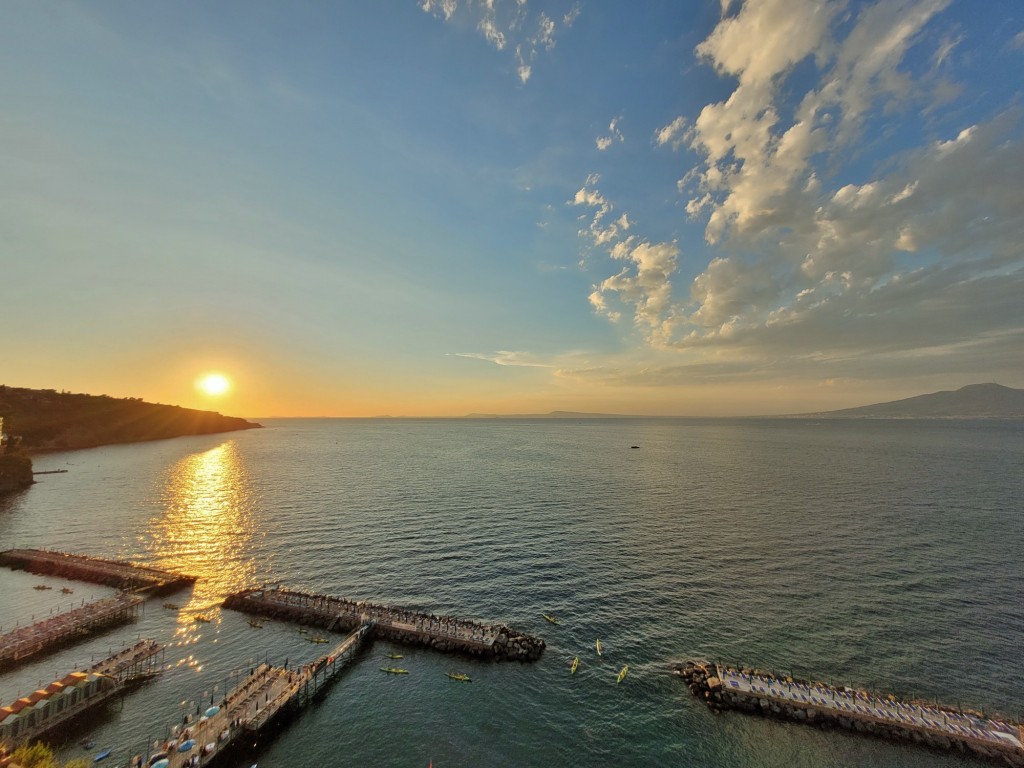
[94,749,113,762]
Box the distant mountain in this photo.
[464,410,637,419]
[0,385,261,452]
[809,383,1024,418]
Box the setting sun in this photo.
[196,372,231,397]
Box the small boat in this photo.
[308,636,329,644]
[596,638,603,656]
[296,627,309,634]
[162,602,179,610]
[379,667,409,674]
[247,619,263,628]
[616,664,629,684]
[193,614,212,623]
[33,584,52,590]
[94,748,113,762]
[445,672,471,682]
[385,653,404,659]
[61,587,74,594]
[543,614,560,625]
[570,656,579,674]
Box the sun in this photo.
[196,372,232,397]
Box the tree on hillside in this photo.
[3,742,88,768]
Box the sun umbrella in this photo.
[204,705,220,717]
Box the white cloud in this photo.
[596,116,624,151]
[421,0,580,82]
[452,351,554,367]
[580,0,1024,383]
[655,116,687,149]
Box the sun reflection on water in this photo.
[144,441,260,642]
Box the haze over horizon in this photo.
[3,1,1023,418]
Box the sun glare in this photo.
[197,372,231,397]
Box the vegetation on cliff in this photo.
[0,385,261,452]
[0,455,33,492]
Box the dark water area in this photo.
[0,418,1021,767]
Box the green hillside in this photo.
[0,386,261,452]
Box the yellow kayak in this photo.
[570,656,579,674]
[616,665,629,684]
[543,614,560,625]
[596,638,603,656]
[445,672,471,682]
[380,667,409,675]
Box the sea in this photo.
[0,418,1021,768]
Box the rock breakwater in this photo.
[223,587,545,662]
[678,661,1024,767]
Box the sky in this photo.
[2,0,1023,417]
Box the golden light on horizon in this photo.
[196,372,231,397]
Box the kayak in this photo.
[385,653,404,659]
[308,637,329,643]
[380,667,409,674]
[94,749,112,762]
[543,614,560,625]
[596,639,603,656]
[570,656,579,674]
[616,665,629,684]
[445,672,471,682]
[248,619,263,628]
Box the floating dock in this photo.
[223,586,545,661]
[0,640,163,751]
[0,593,144,669]
[139,624,372,768]
[679,660,1024,767]
[0,549,196,595]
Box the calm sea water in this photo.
[0,418,1021,767]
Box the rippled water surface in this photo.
[1,418,1021,767]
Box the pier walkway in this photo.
[718,665,1023,753]
[0,549,196,594]
[144,624,372,768]
[680,661,1024,766]
[0,593,144,669]
[0,640,163,750]
[224,587,544,661]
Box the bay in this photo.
[0,418,1021,767]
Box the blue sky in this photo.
[2,0,1023,416]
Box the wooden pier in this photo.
[0,549,196,595]
[680,660,1024,767]
[139,624,372,768]
[0,593,144,669]
[223,586,545,661]
[0,640,163,751]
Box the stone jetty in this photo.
[678,660,1024,767]
[223,586,545,662]
[0,549,196,595]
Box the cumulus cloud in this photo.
[596,116,624,151]
[581,0,1024,383]
[421,0,579,82]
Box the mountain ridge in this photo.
[804,383,1024,418]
